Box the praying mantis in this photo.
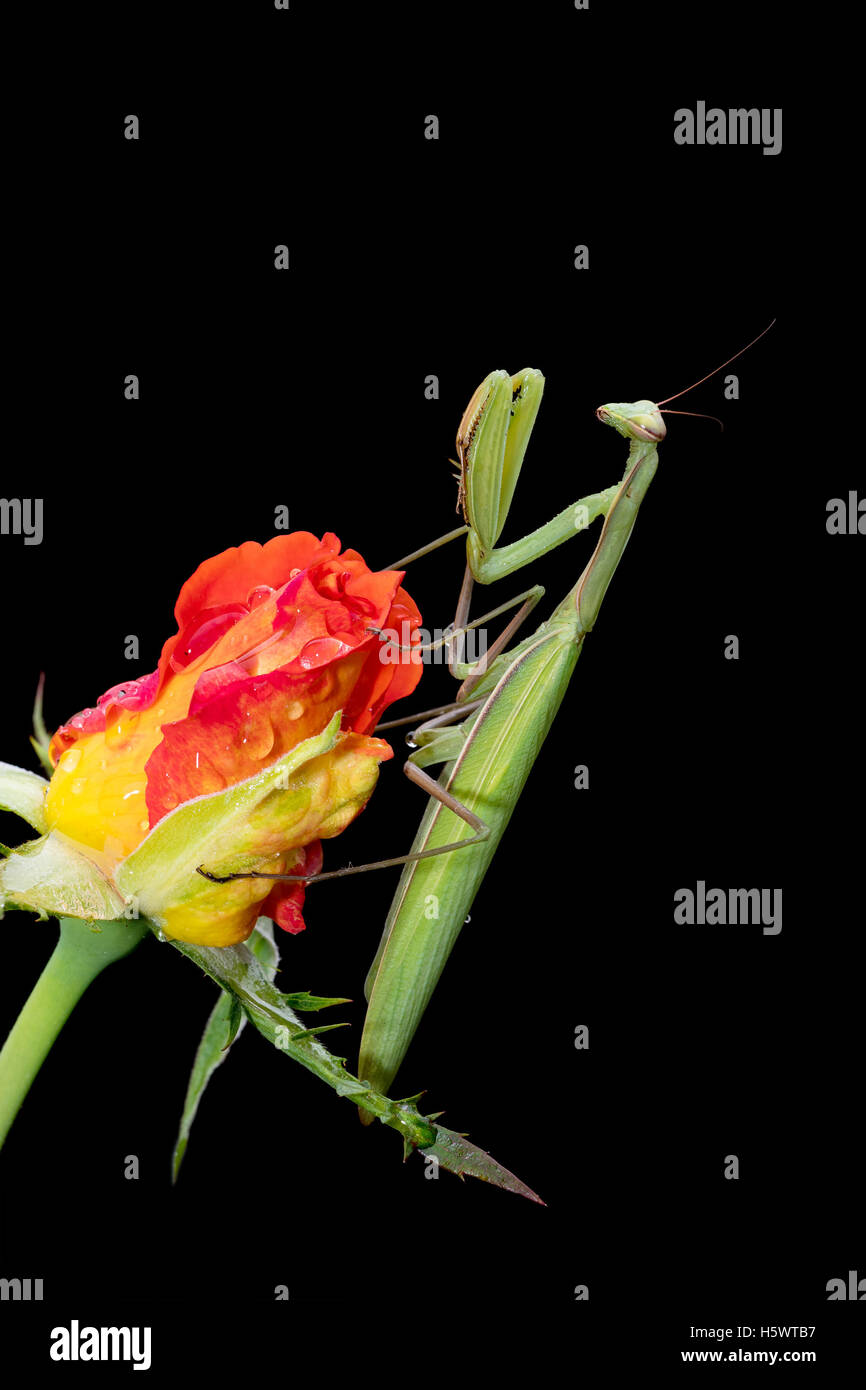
[357,325,775,1101]
[209,322,775,1111]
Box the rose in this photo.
[34,532,422,946]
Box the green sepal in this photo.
[0,831,127,922]
[0,760,50,833]
[29,738,53,778]
[30,675,53,776]
[116,713,342,923]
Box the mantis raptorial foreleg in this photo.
[383,369,624,702]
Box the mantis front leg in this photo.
[456,368,621,585]
[386,368,624,683]
[385,368,624,702]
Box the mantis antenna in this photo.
[656,318,776,407]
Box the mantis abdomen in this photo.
[359,625,580,1102]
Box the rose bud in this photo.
[3,533,422,946]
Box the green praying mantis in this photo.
[209,322,775,1114]
[356,371,669,1103]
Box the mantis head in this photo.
[456,367,545,553]
[595,400,666,443]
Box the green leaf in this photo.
[0,831,127,921]
[289,1022,351,1042]
[171,988,239,1183]
[0,760,50,833]
[169,932,544,1202]
[279,990,352,1011]
[419,1124,545,1204]
[223,994,244,1049]
[171,917,280,1183]
[116,713,341,923]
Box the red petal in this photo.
[262,841,324,935]
[143,657,367,824]
[174,534,342,629]
[341,583,424,734]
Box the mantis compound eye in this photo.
[629,409,667,442]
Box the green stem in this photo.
[0,915,147,1148]
[172,936,543,1200]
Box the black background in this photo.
[2,0,862,1372]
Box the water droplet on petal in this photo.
[59,748,82,773]
[70,777,86,796]
[299,637,345,670]
[246,584,275,609]
[235,716,276,761]
[156,929,167,943]
[169,606,247,672]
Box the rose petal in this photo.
[144,656,367,825]
[262,840,324,934]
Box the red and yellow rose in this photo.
[33,532,421,946]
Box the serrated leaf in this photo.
[279,990,352,1012]
[172,917,281,1183]
[0,760,50,833]
[290,1022,351,1042]
[418,1124,545,1204]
